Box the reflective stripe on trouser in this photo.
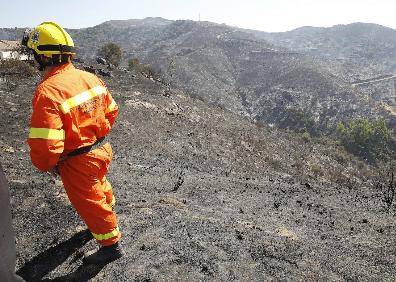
[58,143,121,246]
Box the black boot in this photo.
[83,242,124,264]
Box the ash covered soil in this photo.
[1,68,395,281]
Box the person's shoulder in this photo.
[74,67,102,83]
[35,80,52,95]
[34,78,63,103]
[72,66,92,76]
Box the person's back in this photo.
[29,63,117,162]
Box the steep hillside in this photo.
[2,19,393,131]
[1,66,395,281]
[68,17,172,60]
[252,23,396,115]
[68,20,390,131]
[255,23,396,74]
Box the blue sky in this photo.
[1,0,396,32]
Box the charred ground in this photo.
[0,66,395,281]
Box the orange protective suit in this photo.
[28,63,120,246]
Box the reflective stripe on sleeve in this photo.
[106,99,117,113]
[91,226,120,241]
[29,128,65,140]
[59,85,107,114]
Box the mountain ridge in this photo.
[70,19,391,131]
[1,19,395,131]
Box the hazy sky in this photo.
[1,0,396,32]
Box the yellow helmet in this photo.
[22,22,75,58]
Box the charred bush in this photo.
[128,58,155,78]
[0,59,37,77]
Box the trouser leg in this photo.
[102,176,115,209]
[58,144,121,246]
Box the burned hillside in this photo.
[3,19,396,132]
[66,19,395,131]
[0,65,395,280]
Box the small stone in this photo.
[277,227,297,240]
[159,196,187,209]
[4,146,15,153]
[75,226,85,232]
[140,208,153,215]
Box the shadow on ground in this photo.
[41,262,108,282]
[17,229,106,281]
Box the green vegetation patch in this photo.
[336,118,391,163]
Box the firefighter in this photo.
[22,22,124,264]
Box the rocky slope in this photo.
[1,66,395,281]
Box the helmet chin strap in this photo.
[34,53,70,72]
[33,53,51,71]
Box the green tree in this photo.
[97,43,122,67]
[336,118,391,163]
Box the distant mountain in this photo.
[2,19,394,131]
[68,19,389,131]
[102,17,172,28]
[0,28,25,41]
[68,17,174,59]
[253,23,396,73]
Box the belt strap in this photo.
[67,137,106,157]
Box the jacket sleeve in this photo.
[101,80,119,127]
[27,87,65,172]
